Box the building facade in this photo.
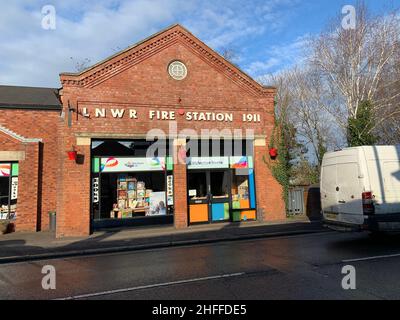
[0,25,285,238]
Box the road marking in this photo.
[343,253,400,263]
[56,272,245,300]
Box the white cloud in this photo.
[247,34,310,79]
[0,0,300,87]
[0,0,182,87]
[246,58,280,75]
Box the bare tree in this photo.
[310,2,400,137]
[70,57,92,73]
[375,36,400,143]
[219,47,238,64]
[262,68,341,168]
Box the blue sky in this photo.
[0,0,398,87]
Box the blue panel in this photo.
[249,169,256,209]
[212,203,225,221]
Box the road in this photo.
[0,231,400,300]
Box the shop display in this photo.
[232,175,250,209]
[0,204,16,220]
[110,175,168,219]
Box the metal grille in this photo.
[288,188,305,215]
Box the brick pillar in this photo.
[254,138,286,222]
[16,142,40,232]
[56,136,91,238]
[173,139,188,229]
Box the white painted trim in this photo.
[76,137,91,146]
[0,125,42,143]
[0,151,25,161]
[254,138,267,147]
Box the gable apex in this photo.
[60,24,275,97]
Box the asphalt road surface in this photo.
[0,231,400,300]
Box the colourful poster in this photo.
[101,157,165,172]
[147,192,167,216]
[230,156,249,169]
[0,163,11,177]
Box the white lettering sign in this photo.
[95,108,106,118]
[111,109,125,118]
[79,107,261,123]
[167,175,174,205]
[92,178,99,203]
[11,177,18,200]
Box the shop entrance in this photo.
[188,170,231,223]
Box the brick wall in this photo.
[0,131,40,231]
[254,143,286,221]
[0,110,60,231]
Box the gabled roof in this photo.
[60,24,275,98]
[0,85,61,110]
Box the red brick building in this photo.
[0,25,285,238]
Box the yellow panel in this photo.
[241,210,256,220]
[190,204,209,223]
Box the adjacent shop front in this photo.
[0,162,19,220]
[186,140,257,224]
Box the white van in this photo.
[321,146,400,233]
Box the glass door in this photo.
[188,170,231,224]
[209,170,230,222]
[188,171,209,223]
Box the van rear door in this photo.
[321,162,339,219]
[336,162,364,225]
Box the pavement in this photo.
[0,217,326,264]
[1,230,400,300]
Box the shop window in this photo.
[210,171,229,198]
[231,169,256,222]
[97,171,172,220]
[91,139,174,226]
[0,162,18,220]
[232,174,250,209]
